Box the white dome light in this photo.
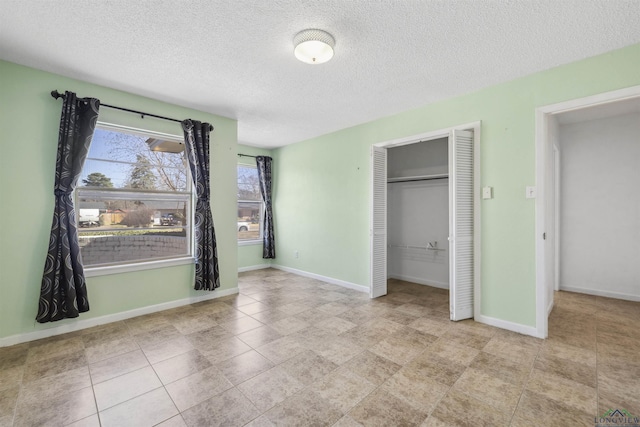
[293,29,335,64]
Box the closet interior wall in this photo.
[387,137,450,289]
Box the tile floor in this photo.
[1,268,639,426]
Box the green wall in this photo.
[0,60,238,341]
[237,144,273,270]
[272,43,640,328]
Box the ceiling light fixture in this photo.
[293,29,335,64]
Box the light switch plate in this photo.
[482,186,493,199]
[526,186,536,199]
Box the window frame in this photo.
[237,163,264,246]
[79,122,196,277]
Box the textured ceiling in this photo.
[1,1,639,148]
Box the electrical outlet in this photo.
[294,250,299,259]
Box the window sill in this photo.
[238,240,262,247]
[85,257,195,278]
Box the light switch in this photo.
[526,186,536,199]
[482,186,493,199]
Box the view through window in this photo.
[238,164,262,241]
[76,125,193,267]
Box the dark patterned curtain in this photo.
[256,156,275,259]
[182,120,220,291]
[38,92,100,323]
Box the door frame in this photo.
[534,85,640,338]
[370,121,481,319]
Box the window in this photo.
[76,124,193,269]
[238,164,263,242]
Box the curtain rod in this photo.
[237,153,257,158]
[50,90,213,131]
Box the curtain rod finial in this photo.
[51,90,63,99]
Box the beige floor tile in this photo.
[403,353,466,386]
[264,388,343,427]
[382,369,449,413]
[424,339,479,366]
[133,324,182,348]
[512,389,594,427]
[428,389,511,427]
[3,276,639,427]
[155,415,187,427]
[440,327,492,350]
[89,349,149,384]
[348,389,429,426]
[315,316,358,334]
[18,366,91,405]
[256,335,307,364]
[0,344,28,371]
[452,367,523,414]
[237,366,305,412]
[217,350,274,385]
[0,385,18,421]
[22,349,87,383]
[94,366,162,411]
[341,350,401,385]
[408,316,451,337]
[99,387,178,427]
[165,367,233,412]
[236,325,283,348]
[202,336,252,362]
[141,336,195,365]
[14,386,96,427]
[311,367,376,414]
[269,316,310,335]
[469,351,532,387]
[181,387,259,427]
[84,336,140,364]
[312,337,364,365]
[26,336,85,364]
[369,333,429,365]
[332,415,364,427]
[534,351,596,388]
[276,302,313,316]
[153,349,212,385]
[279,350,338,385]
[65,413,101,427]
[0,365,23,393]
[237,302,272,315]
[219,316,264,335]
[526,369,597,415]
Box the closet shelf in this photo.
[387,173,448,183]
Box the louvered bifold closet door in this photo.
[370,146,388,298]
[449,130,474,320]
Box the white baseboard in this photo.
[559,285,640,302]
[271,264,369,294]
[0,287,239,348]
[388,273,449,290]
[475,314,543,339]
[238,264,272,273]
[547,299,554,316]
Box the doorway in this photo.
[535,85,640,338]
[370,122,481,321]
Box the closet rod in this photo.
[387,175,448,183]
[50,90,213,131]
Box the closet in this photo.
[370,126,476,321]
[387,138,450,289]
